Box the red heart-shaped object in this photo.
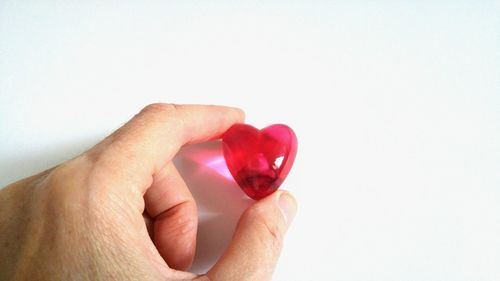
[222,124,298,200]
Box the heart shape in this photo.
[222,124,298,200]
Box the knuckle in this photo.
[163,200,197,234]
[140,103,180,115]
[135,103,183,134]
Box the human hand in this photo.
[0,104,297,281]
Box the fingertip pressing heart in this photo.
[222,123,297,200]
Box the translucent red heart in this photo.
[222,124,297,200]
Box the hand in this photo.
[0,104,297,281]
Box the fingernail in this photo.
[277,192,297,226]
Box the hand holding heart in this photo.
[0,104,297,281]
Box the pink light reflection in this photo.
[204,155,233,181]
[177,141,234,182]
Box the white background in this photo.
[1,1,500,280]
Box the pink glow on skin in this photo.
[204,155,234,181]
[177,142,235,181]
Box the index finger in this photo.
[88,103,245,193]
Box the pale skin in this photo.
[0,104,297,281]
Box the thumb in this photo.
[206,191,297,281]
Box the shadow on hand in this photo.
[173,141,252,274]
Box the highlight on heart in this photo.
[222,123,298,200]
